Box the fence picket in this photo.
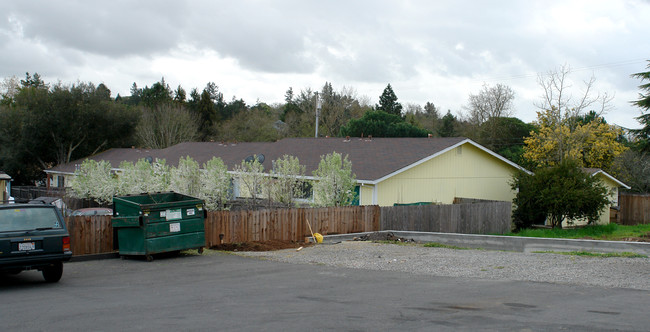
[619,193,650,225]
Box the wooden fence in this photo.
[65,216,114,256]
[205,206,380,246]
[11,186,66,200]
[619,193,650,225]
[381,202,512,235]
[63,202,512,256]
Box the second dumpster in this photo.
[112,192,206,261]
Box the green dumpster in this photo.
[112,192,206,261]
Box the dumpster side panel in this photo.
[116,227,146,255]
[145,232,205,254]
[145,218,205,238]
[112,216,141,227]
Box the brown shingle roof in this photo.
[47,137,471,181]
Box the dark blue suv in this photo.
[0,202,73,282]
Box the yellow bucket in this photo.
[314,233,323,244]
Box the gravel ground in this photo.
[236,241,650,290]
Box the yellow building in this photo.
[0,171,11,202]
[356,139,526,206]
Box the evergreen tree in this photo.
[438,111,458,137]
[127,82,141,105]
[20,72,47,89]
[339,110,428,137]
[196,89,217,140]
[281,87,302,122]
[174,85,186,102]
[376,84,403,116]
[631,60,650,152]
[140,78,173,107]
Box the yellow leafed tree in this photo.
[524,109,627,171]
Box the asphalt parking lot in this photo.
[1,251,648,331]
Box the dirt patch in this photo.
[583,232,650,242]
[353,232,417,243]
[210,240,312,252]
[620,234,650,242]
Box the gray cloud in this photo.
[0,0,648,128]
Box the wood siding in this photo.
[359,185,375,205]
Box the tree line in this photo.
[0,73,515,185]
[1,62,649,194]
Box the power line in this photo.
[474,58,648,83]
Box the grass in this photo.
[505,223,650,241]
[532,250,647,258]
[422,242,470,250]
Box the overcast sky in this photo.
[1,0,649,129]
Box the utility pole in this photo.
[314,92,322,138]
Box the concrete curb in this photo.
[70,252,120,262]
[318,230,650,255]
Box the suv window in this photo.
[0,207,63,232]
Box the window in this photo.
[0,207,62,232]
[296,181,313,200]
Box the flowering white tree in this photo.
[312,152,357,207]
[234,157,266,207]
[199,157,231,210]
[151,159,170,192]
[271,155,306,207]
[69,159,116,204]
[170,156,201,197]
[116,158,170,195]
[116,160,147,195]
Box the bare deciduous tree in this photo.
[136,103,200,149]
[0,75,20,100]
[535,64,614,124]
[611,150,650,193]
[466,83,515,125]
[319,83,365,137]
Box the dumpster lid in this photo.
[113,192,204,210]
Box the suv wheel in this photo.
[42,262,63,283]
